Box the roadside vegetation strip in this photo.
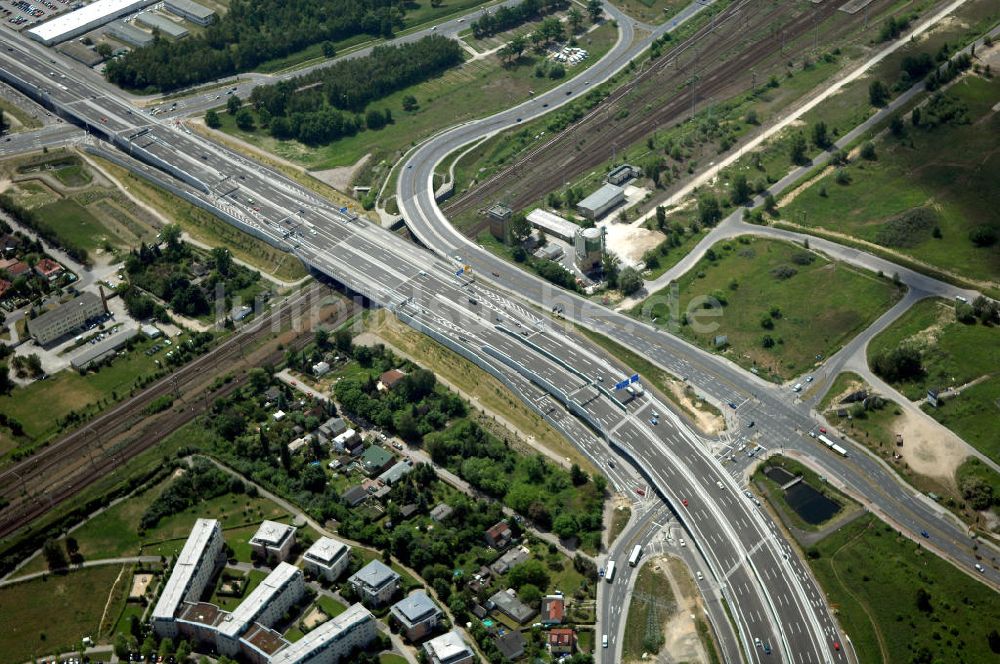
[0,97,43,131]
[866,297,1000,463]
[633,237,905,383]
[94,157,308,282]
[622,559,676,661]
[806,513,1000,664]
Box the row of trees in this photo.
[470,0,570,38]
[105,0,407,91]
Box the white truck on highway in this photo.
[605,560,616,582]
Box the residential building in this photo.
[249,520,297,562]
[430,504,453,522]
[28,292,105,345]
[576,183,625,220]
[7,261,29,277]
[0,279,12,299]
[164,0,216,25]
[360,446,395,476]
[540,594,565,625]
[424,631,475,664]
[312,361,330,376]
[270,603,377,664]
[303,537,351,582]
[490,546,529,576]
[331,429,360,454]
[548,628,576,655]
[33,258,63,281]
[377,369,405,391]
[240,623,288,664]
[216,562,305,656]
[348,560,401,607]
[151,519,225,638]
[495,630,526,660]
[489,589,536,625]
[390,590,441,642]
[484,521,512,549]
[316,416,347,443]
[378,460,413,486]
[606,163,642,186]
[342,485,368,507]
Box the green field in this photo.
[217,23,617,173]
[636,237,903,381]
[69,475,289,560]
[866,298,1000,463]
[780,76,1000,288]
[609,0,688,24]
[608,505,631,546]
[807,514,1000,664]
[0,564,127,664]
[622,561,676,660]
[0,337,178,464]
[34,199,115,252]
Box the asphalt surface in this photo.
[1,5,997,663]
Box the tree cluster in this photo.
[105,0,407,91]
[244,36,461,145]
[140,459,242,530]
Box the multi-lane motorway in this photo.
[1,2,997,662]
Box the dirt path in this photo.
[311,153,371,193]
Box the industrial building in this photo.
[151,519,226,639]
[525,209,579,243]
[302,536,351,582]
[134,12,188,39]
[164,0,216,25]
[349,560,401,607]
[27,0,157,45]
[390,590,441,642]
[250,520,297,562]
[606,163,642,186]
[424,631,475,664]
[70,328,138,369]
[486,203,512,241]
[576,183,625,220]
[108,20,154,47]
[28,291,106,345]
[574,226,605,271]
[269,603,377,664]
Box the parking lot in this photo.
[4,0,71,30]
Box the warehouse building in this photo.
[151,519,226,639]
[27,0,157,45]
[135,12,189,39]
[270,603,377,664]
[164,0,216,25]
[303,536,351,582]
[576,183,624,220]
[71,328,138,369]
[108,20,154,47]
[28,291,105,346]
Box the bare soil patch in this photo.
[311,153,372,193]
[129,572,153,599]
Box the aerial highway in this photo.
[0,18,850,663]
[1,3,997,662]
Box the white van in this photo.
[602,634,609,648]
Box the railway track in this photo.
[446,0,891,223]
[0,282,354,539]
